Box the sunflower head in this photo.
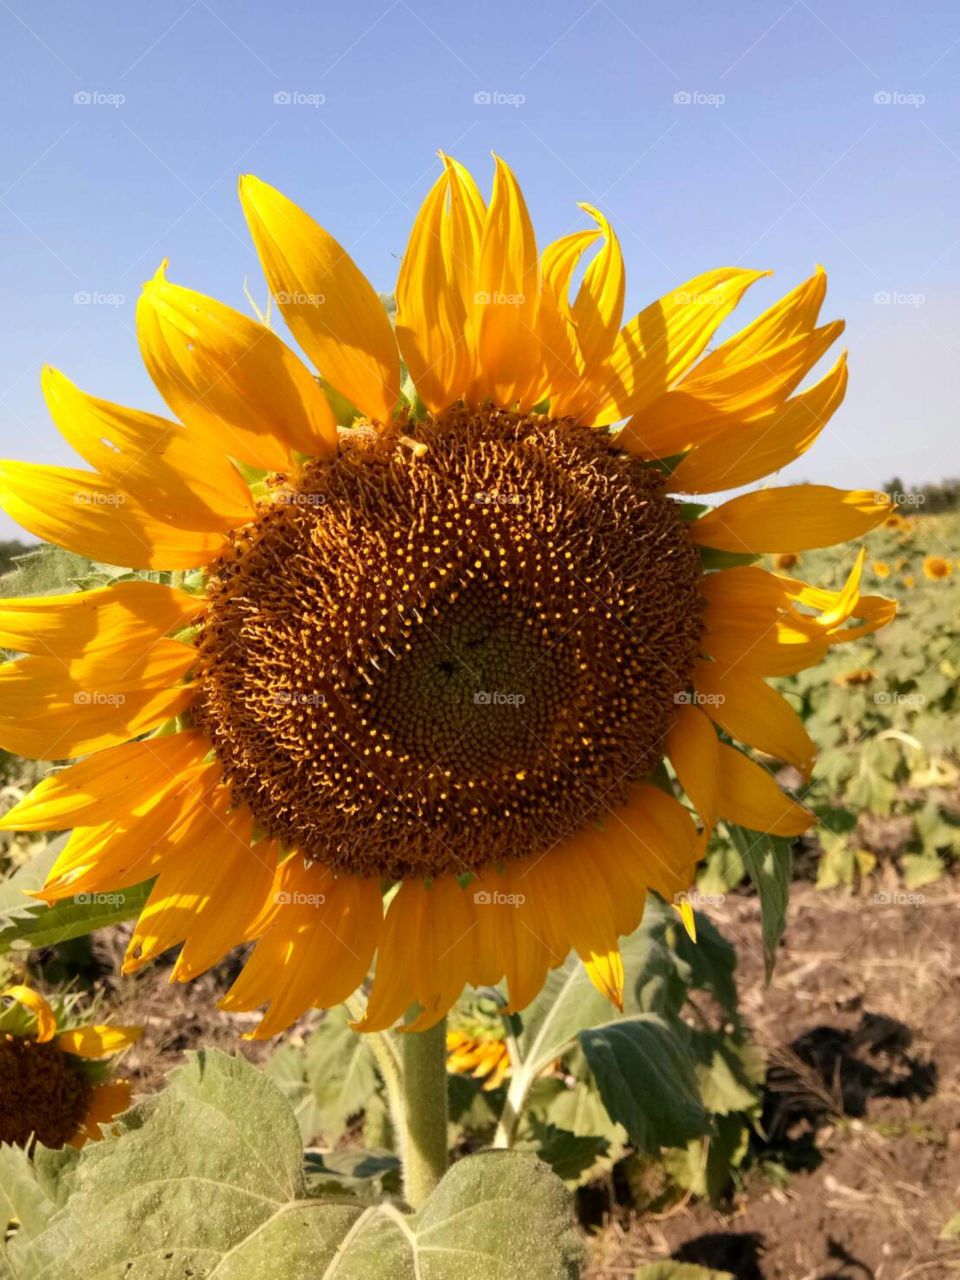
[0,985,139,1148]
[922,554,953,581]
[0,156,896,1038]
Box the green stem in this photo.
[401,1018,449,1209]
[343,994,405,1155]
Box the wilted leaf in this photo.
[728,825,792,979]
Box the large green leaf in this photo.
[580,1015,711,1154]
[728,825,792,979]
[5,1050,582,1279]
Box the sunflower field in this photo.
[0,154,956,1280]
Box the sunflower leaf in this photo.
[727,824,793,980]
[0,863,152,955]
[10,1049,582,1280]
[579,1015,712,1154]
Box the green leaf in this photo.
[10,1050,582,1279]
[264,1005,381,1144]
[728,825,792,979]
[0,870,152,955]
[579,1015,711,1154]
[519,1119,609,1185]
[0,547,90,599]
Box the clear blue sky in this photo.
[1,0,958,539]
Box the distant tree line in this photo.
[884,478,960,513]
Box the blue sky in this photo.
[1,0,958,538]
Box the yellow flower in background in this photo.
[0,157,896,1037]
[0,985,139,1148]
[446,1027,511,1091]
[833,667,876,687]
[884,511,912,531]
[903,574,916,589]
[872,560,891,579]
[922,555,953,580]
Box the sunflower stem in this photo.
[401,1018,448,1209]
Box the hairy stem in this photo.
[401,1018,449,1209]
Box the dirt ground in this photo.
[588,879,960,1280]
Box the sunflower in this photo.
[872,560,891,579]
[446,1027,511,1092]
[0,984,139,1147]
[922,555,953,580]
[0,156,896,1038]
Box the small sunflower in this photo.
[447,1027,511,1092]
[0,157,895,1037]
[923,555,953,580]
[872,560,891,579]
[0,985,139,1148]
[903,574,916,589]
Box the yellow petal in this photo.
[571,203,625,373]
[42,366,255,530]
[716,743,813,836]
[223,862,381,1039]
[693,662,816,777]
[240,174,400,422]
[690,486,891,554]
[0,461,227,570]
[587,267,769,424]
[3,984,57,1041]
[138,263,336,468]
[57,1024,142,1058]
[473,156,541,409]
[666,704,720,827]
[72,1080,133,1145]
[0,730,209,831]
[699,264,828,367]
[671,353,848,492]
[0,580,203,660]
[396,167,469,413]
[0,639,196,759]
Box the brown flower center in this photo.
[0,1034,91,1148]
[194,409,704,880]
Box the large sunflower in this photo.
[0,156,894,1037]
[0,984,139,1147]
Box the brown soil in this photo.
[588,879,960,1280]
